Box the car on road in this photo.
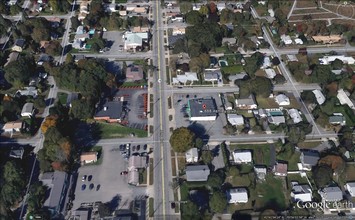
[81,184,86,190]
[82,175,87,181]
[96,184,101,191]
[89,183,94,190]
[143,144,147,150]
[136,145,140,151]
[132,145,136,151]
[120,171,128,175]
[88,175,92,181]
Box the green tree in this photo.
[1,161,26,206]
[189,53,210,72]
[227,166,240,177]
[207,172,224,189]
[27,182,47,212]
[70,99,93,119]
[301,91,316,103]
[181,201,200,220]
[180,2,192,14]
[313,165,333,188]
[185,10,204,25]
[31,26,51,42]
[4,55,36,86]
[49,0,59,12]
[287,126,306,144]
[274,74,286,84]
[209,191,227,213]
[311,64,333,84]
[250,77,272,98]
[70,16,81,31]
[9,4,21,15]
[331,59,343,70]
[199,5,209,15]
[170,127,196,152]
[201,150,213,164]
[46,41,63,56]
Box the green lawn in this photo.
[297,141,322,149]
[57,92,68,105]
[149,197,154,217]
[221,65,244,74]
[121,81,147,87]
[226,173,251,187]
[277,151,300,171]
[96,122,147,138]
[149,158,154,185]
[230,144,271,166]
[254,175,288,211]
[287,174,309,187]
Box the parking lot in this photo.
[173,93,227,138]
[115,88,148,130]
[103,31,125,55]
[72,144,147,210]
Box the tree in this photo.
[227,166,240,177]
[49,0,59,12]
[41,115,58,133]
[4,55,36,86]
[1,161,26,206]
[201,150,213,164]
[181,201,200,219]
[301,91,316,103]
[180,2,192,14]
[250,77,273,98]
[199,5,209,15]
[287,126,306,144]
[46,41,63,56]
[27,182,47,212]
[274,74,286,84]
[185,11,203,25]
[9,4,21,15]
[70,99,93,119]
[339,126,355,151]
[209,191,227,213]
[311,64,333,84]
[70,16,81,31]
[313,164,333,188]
[31,27,51,42]
[331,59,343,70]
[207,172,224,189]
[189,53,210,72]
[319,155,345,174]
[169,127,196,152]
[195,137,204,148]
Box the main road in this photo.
[151,1,174,219]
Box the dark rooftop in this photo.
[187,98,218,118]
[95,100,123,120]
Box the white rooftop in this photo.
[227,114,244,126]
[264,68,276,79]
[312,90,326,105]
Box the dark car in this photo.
[186,94,189,98]
[143,144,147,150]
[132,145,136,151]
[171,202,175,209]
[82,175,87,182]
[88,175,92,181]
[136,145,140,151]
[89,183,94,190]
[96,184,101,191]
[81,184,86,191]
[119,145,125,151]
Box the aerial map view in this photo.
[1,0,355,219]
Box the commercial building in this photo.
[94,100,124,123]
[187,98,218,121]
[319,55,355,65]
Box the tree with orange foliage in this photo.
[59,138,72,160]
[318,155,346,174]
[40,115,58,134]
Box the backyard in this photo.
[230,144,271,166]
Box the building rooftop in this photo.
[187,98,218,118]
[319,186,343,201]
[9,147,24,159]
[312,90,325,105]
[227,114,244,126]
[236,95,257,106]
[186,165,210,182]
[301,151,319,166]
[128,155,147,170]
[94,100,123,120]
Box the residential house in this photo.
[332,70,343,75]
[187,98,218,121]
[66,93,79,108]
[318,187,343,202]
[225,101,233,110]
[227,114,244,126]
[71,209,91,220]
[275,94,290,106]
[3,121,22,133]
[185,148,199,163]
[168,35,185,48]
[12,39,25,52]
[93,100,124,123]
[287,54,298,62]
[227,188,248,203]
[126,65,144,82]
[235,95,257,110]
[172,27,186,36]
[4,52,19,67]
[253,108,267,118]
[312,35,342,44]
[124,32,148,51]
[80,152,98,164]
[254,166,267,181]
[228,73,247,82]
[265,68,276,79]
[185,165,210,182]
[329,113,346,126]
[232,150,252,164]
[222,38,237,45]
[37,53,53,65]
[40,40,50,50]
[291,182,313,202]
[288,109,302,124]
[300,151,319,171]
[273,162,287,177]
[74,54,86,62]
[132,26,149,33]
[261,56,271,69]
[345,182,355,197]
[171,14,183,22]
[267,110,285,125]
[21,103,34,117]
[294,38,303,45]
[312,90,326,105]
[9,147,24,159]
[319,55,355,65]
[16,87,38,98]
[337,89,355,110]
[204,69,221,82]
[172,71,198,85]
[42,171,70,215]
[281,35,292,45]
[79,0,91,20]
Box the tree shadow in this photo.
[104,194,122,212]
[187,122,206,137]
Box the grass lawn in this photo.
[236,110,254,117]
[256,95,300,109]
[226,173,251,187]
[96,122,147,138]
[255,175,288,211]
[214,46,228,53]
[344,164,355,182]
[171,158,177,176]
[121,81,147,87]
[149,158,154,185]
[277,151,300,171]
[297,141,322,149]
[173,189,179,213]
[287,174,309,187]
[221,65,244,74]
[141,169,147,185]
[149,197,154,217]
[255,5,268,16]
[177,157,186,176]
[57,92,68,105]
[230,144,271,166]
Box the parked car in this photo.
[136,145,140,151]
[119,145,125,151]
[81,184,86,190]
[82,175,87,182]
[132,145,136,151]
[89,183,94,190]
[96,184,101,191]
[143,144,147,150]
[88,175,92,181]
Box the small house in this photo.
[345,182,355,197]
[318,187,343,202]
[273,162,287,177]
[312,90,325,105]
[281,35,292,45]
[232,150,252,164]
[93,100,124,123]
[185,148,198,163]
[12,39,25,52]
[3,121,22,133]
[80,152,98,164]
[329,113,346,126]
[126,65,144,82]
[9,147,24,159]
[300,151,319,171]
[235,95,257,110]
[227,188,248,203]
[254,166,267,181]
[288,109,302,124]
[275,94,290,106]
[185,165,210,182]
[21,103,34,117]
[227,114,244,126]
[291,182,312,202]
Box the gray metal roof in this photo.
[188,98,218,118]
[301,151,319,166]
[47,171,68,211]
[95,100,123,120]
[21,103,34,114]
[186,165,210,182]
[319,187,343,201]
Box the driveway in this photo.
[72,145,147,210]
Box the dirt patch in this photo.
[292,8,327,14]
[296,0,318,8]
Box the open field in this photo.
[298,141,322,149]
[296,1,318,8]
[322,4,355,18]
[96,122,148,138]
[292,8,328,14]
[277,151,300,171]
